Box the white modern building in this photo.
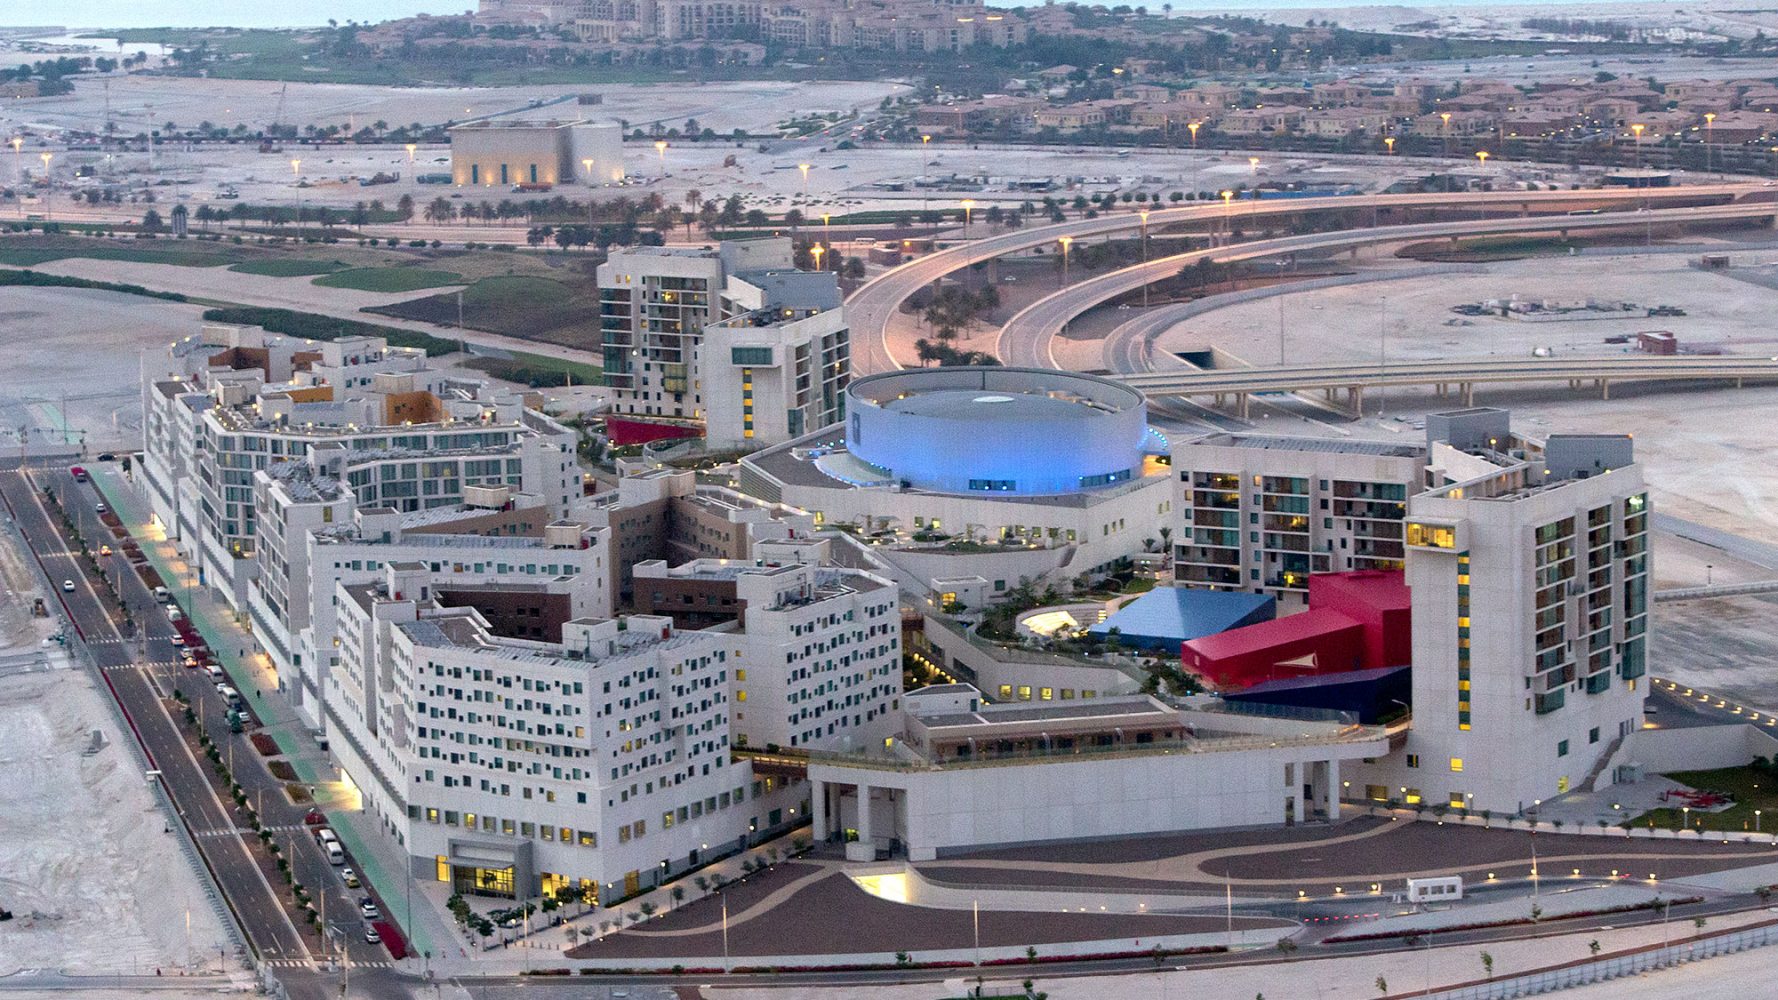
[1171,433,1424,604]
[700,270,851,449]
[597,239,851,448]
[1354,432,1649,816]
[631,558,902,752]
[330,563,806,902]
[808,687,1388,860]
[574,466,816,606]
[139,325,579,610]
[250,462,613,728]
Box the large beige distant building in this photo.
[449,119,625,188]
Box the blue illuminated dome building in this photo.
[845,368,1153,496]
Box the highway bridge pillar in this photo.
[1461,382,1475,406]
[1348,386,1365,417]
[1237,393,1251,420]
[1598,379,1611,400]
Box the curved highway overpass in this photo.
[1112,355,1778,418]
[995,202,1778,369]
[847,182,1767,374]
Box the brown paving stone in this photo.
[569,871,1289,960]
[944,817,1389,865]
[1210,821,1775,885]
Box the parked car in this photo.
[69,466,88,482]
[99,544,112,557]
[169,634,185,647]
[303,810,326,826]
[61,579,75,592]
[342,867,361,889]
[359,898,380,921]
[364,926,381,945]
[94,502,107,514]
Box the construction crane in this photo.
[261,83,288,153]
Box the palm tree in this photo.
[424,196,456,225]
[684,188,701,212]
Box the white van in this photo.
[325,842,345,865]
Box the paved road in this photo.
[0,461,413,1000]
[1115,355,1778,409]
[845,182,1769,374]
[997,201,1778,371]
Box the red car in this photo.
[70,466,88,482]
[304,811,326,826]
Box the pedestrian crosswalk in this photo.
[192,827,255,839]
[262,958,396,970]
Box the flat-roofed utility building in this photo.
[450,119,625,188]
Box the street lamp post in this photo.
[1248,155,1259,176]
[1219,188,1233,245]
[1378,295,1388,419]
[9,134,21,216]
[655,140,668,175]
[1440,111,1452,157]
[405,142,417,172]
[1138,208,1150,309]
[1631,123,1645,170]
[1058,235,1072,285]
[37,151,51,219]
[1384,136,1395,155]
[809,244,825,272]
[1705,112,1716,175]
[290,157,302,235]
[797,161,811,197]
[960,198,974,232]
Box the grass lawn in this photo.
[369,274,602,349]
[313,267,463,293]
[229,259,348,277]
[0,245,238,268]
[462,350,602,388]
[1639,766,1778,834]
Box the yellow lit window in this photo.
[736,690,747,702]
[736,669,747,682]
[1458,680,1471,691]
[1040,687,1053,700]
[1450,758,1464,773]
[1450,793,1466,809]
[1459,723,1472,731]
[436,855,450,882]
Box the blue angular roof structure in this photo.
[1087,587,1275,652]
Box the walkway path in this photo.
[921,814,1778,896]
[619,861,842,938]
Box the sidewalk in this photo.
[91,464,459,961]
[707,907,1778,1000]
